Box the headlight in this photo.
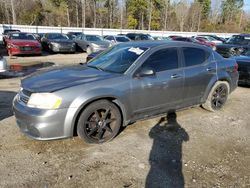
[27,93,62,109]
[92,43,99,48]
[8,43,19,49]
[50,42,60,47]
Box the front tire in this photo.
[202,81,230,112]
[77,100,122,144]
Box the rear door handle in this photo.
[171,74,182,79]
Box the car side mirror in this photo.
[135,67,155,78]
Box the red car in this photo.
[193,37,216,50]
[6,32,42,56]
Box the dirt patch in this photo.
[0,55,249,187]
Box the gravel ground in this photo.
[0,53,249,188]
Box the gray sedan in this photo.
[13,41,238,144]
[74,34,111,54]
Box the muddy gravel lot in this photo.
[0,52,249,188]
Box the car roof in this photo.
[238,33,250,37]
[117,40,208,49]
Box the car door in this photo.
[130,47,184,117]
[181,47,216,105]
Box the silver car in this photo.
[13,41,238,144]
[74,34,111,54]
[0,55,7,74]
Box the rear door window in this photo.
[183,47,209,67]
[142,48,179,72]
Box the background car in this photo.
[216,34,250,58]
[74,34,111,54]
[0,54,7,74]
[41,33,76,53]
[198,35,226,43]
[2,29,21,46]
[195,36,222,44]
[126,33,154,41]
[172,37,215,49]
[104,35,131,45]
[231,49,250,85]
[153,36,171,40]
[13,41,238,144]
[193,37,216,50]
[6,32,42,56]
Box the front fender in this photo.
[64,88,129,137]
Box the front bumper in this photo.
[9,47,42,55]
[13,96,72,140]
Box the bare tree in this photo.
[76,0,79,27]
[148,0,152,30]
[175,0,189,32]
[163,0,170,30]
[82,0,86,28]
[10,0,16,24]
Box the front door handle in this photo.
[171,74,182,79]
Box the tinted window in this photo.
[116,36,130,42]
[47,33,69,40]
[142,48,179,72]
[86,35,103,41]
[183,47,208,67]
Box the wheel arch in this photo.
[71,96,127,137]
[201,74,231,103]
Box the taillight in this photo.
[234,63,238,72]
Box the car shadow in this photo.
[146,112,189,188]
[0,91,17,121]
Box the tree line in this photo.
[0,0,248,33]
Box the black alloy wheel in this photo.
[211,84,228,110]
[77,100,122,144]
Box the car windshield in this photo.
[86,35,103,41]
[226,36,250,45]
[47,33,69,40]
[116,36,130,42]
[87,45,148,74]
[10,33,36,40]
[4,30,20,34]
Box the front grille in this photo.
[19,46,34,51]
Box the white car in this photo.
[196,36,223,44]
[0,55,7,73]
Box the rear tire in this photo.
[202,81,230,112]
[77,100,122,144]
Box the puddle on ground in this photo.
[0,62,56,78]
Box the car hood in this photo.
[21,65,120,92]
[10,39,40,46]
